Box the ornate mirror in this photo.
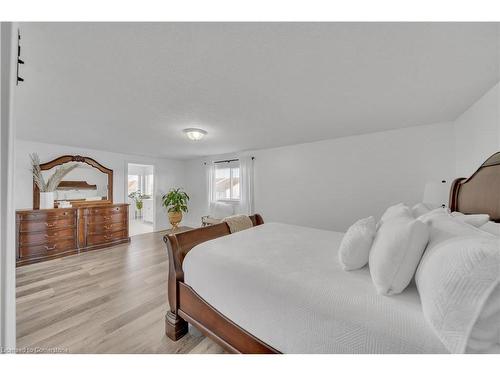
[33,155,113,209]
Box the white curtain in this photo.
[205,161,235,218]
[237,156,255,215]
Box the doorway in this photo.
[127,163,155,236]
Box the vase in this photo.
[168,211,182,229]
[40,192,55,209]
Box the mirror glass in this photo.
[41,161,109,202]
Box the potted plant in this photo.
[128,191,144,218]
[162,188,189,229]
[30,153,78,209]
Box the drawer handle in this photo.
[45,223,56,228]
[104,235,112,239]
[104,225,111,230]
[44,245,57,251]
[44,233,57,238]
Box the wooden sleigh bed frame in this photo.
[163,214,279,353]
[163,152,500,354]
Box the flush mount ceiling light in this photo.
[183,128,207,141]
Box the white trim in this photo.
[0,22,17,350]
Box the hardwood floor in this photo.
[16,229,225,354]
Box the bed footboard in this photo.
[163,214,264,343]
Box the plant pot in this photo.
[40,192,55,209]
[168,211,182,229]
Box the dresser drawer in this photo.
[86,213,126,224]
[87,220,127,235]
[18,238,76,259]
[18,218,75,233]
[86,230,128,246]
[19,228,76,246]
[87,206,126,216]
[19,209,75,222]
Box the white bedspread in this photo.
[183,223,447,353]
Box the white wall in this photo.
[454,82,500,177]
[184,122,455,231]
[15,139,187,231]
[128,163,153,176]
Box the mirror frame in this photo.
[33,155,113,209]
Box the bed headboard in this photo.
[449,152,500,222]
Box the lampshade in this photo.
[183,128,207,141]
[423,180,450,207]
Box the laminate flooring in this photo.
[16,229,225,354]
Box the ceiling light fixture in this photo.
[183,128,207,141]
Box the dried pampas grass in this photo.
[30,153,78,192]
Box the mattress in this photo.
[183,222,447,353]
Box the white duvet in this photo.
[183,223,447,353]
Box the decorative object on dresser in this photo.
[30,153,78,209]
[16,154,130,266]
[162,188,189,229]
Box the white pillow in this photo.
[411,203,431,218]
[369,213,430,295]
[415,231,499,353]
[450,212,490,227]
[480,221,500,236]
[338,216,376,271]
[420,213,491,246]
[377,203,411,229]
[416,207,450,223]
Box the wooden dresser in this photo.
[16,203,130,266]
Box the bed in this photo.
[163,152,500,353]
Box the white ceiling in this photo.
[15,22,499,159]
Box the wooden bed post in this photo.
[165,311,188,341]
[164,234,189,340]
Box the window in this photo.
[144,174,154,196]
[214,161,240,201]
[128,173,153,197]
[128,175,139,195]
